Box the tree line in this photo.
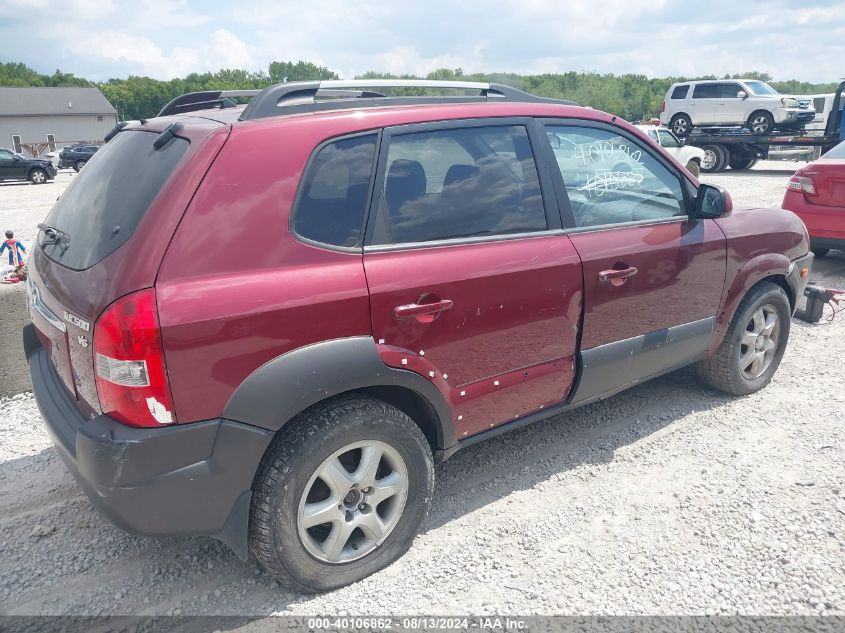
[1,61,839,123]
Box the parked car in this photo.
[635,124,706,176]
[25,80,812,593]
[660,79,816,137]
[782,139,845,257]
[43,148,62,170]
[0,147,56,184]
[59,144,100,171]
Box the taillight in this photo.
[661,100,666,113]
[93,289,176,427]
[788,174,816,196]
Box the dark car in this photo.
[58,144,100,171]
[24,80,812,592]
[0,148,56,184]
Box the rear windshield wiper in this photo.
[38,223,71,250]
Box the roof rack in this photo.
[157,80,576,120]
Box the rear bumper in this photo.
[786,252,814,314]
[23,323,273,559]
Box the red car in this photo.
[783,139,845,257]
[24,80,812,592]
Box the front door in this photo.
[363,121,583,438]
[541,121,727,403]
[715,82,746,125]
[0,148,20,180]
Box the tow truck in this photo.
[685,81,844,173]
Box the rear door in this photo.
[540,119,726,404]
[362,119,583,438]
[690,83,718,125]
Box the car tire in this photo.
[669,113,692,137]
[73,160,86,172]
[747,111,775,135]
[249,395,435,593]
[728,153,757,171]
[696,281,791,396]
[28,168,48,185]
[685,159,701,178]
[700,145,727,173]
[811,247,829,258]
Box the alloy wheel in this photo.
[31,171,46,184]
[297,440,408,564]
[672,117,689,135]
[750,116,770,134]
[739,304,780,380]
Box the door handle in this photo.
[598,267,638,284]
[393,299,453,319]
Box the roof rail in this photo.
[157,80,576,120]
[158,90,260,117]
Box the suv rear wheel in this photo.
[670,113,692,137]
[697,281,791,395]
[249,395,435,592]
[73,160,86,171]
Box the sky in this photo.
[1,0,843,83]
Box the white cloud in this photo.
[2,0,845,83]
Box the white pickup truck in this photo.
[635,125,706,177]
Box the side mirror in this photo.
[695,184,733,218]
[548,134,561,150]
[737,90,747,99]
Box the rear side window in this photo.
[373,125,545,244]
[40,130,188,270]
[292,134,376,248]
[670,85,689,99]
[692,84,718,99]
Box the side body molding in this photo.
[223,336,457,450]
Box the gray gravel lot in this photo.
[1,160,843,617]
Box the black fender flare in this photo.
[223,336,456,451]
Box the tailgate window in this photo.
[40,130,189,270]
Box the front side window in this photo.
[718,83,742,98]
[670,85,690,100]
[292,134,376,247]
[545,125,686,228]
[374,125,545,244]
[692,84,718,99]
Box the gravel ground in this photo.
[1,161,844,617]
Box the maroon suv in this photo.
[24,80,812,592]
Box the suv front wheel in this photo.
[249,395,435,592]
[747,111,775,135]
[697,281,791,395]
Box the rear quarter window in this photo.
[40,130,189,270]
[670,85,689,99]
[292,134,377,248]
